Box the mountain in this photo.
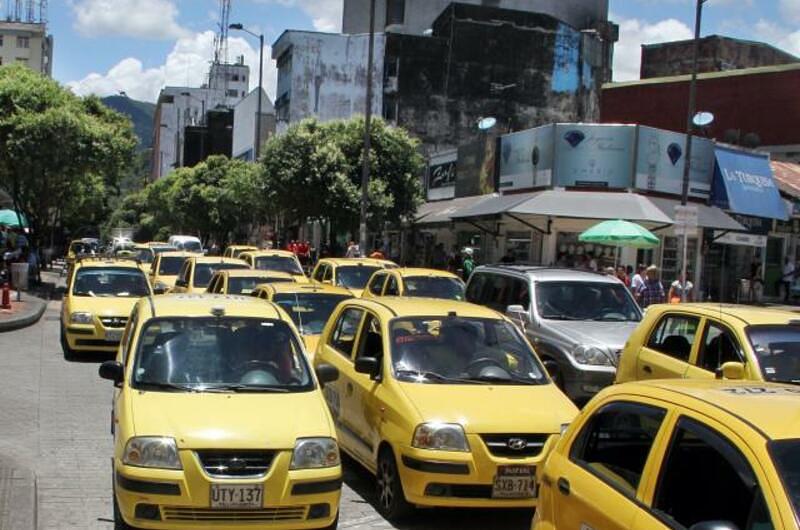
[101,95,156,151]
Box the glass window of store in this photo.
[555,233,618,270]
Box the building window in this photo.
[17,36,30,48]
[0,35,4,47]
[231,74,239,81]
[226,89,238,97]
[386,0,405,26]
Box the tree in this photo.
[0,65,137,246]
[260,117,424,239]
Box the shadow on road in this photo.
[64,351,115,364]
[340,453,533,530]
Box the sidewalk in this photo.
[0,291,47,333]
[0,458,36,530]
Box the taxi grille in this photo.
[99,316,127,328]
[162,506,307,522]
[196,450,275,478]
[481,434,549,458]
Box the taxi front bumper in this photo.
[63,320,124,353]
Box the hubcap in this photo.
[378,458,394,511]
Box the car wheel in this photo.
[376,447,412,521]
[543,358,564,390]
[60,326,75,361]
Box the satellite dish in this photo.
[693,111,715,127]
[477,117,497,131]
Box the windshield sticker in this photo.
[721,386,800,395]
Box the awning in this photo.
[414,195,493,225]
[450,192,539,219]
[509,191,673,224]
[648,197,744,231]
[771,160,800,199]
[711,145,788,220]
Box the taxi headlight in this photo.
[290,438,340,469]
[572,345,613,366]
[70,312,93,325]
[412,423,469,452]
[122,437,182,470]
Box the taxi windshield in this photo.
[72,268,149,298]
[272,293,351,335]
[536,281,641,322]
[770,439,800,519]
[135,248,154,263]
[132,317,313,393]
[194,263,249,287]
[228,276,293,295]
[158,256,185,275]
[336,266,380,289]
[747,326,800,384]
[389,317,548,385]
[404,276,465,300]
[254,256,303,275]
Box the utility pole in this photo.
[679,0,706,301]
[359,0,376,251]
[229,24,265,160]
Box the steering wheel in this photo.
[466,357,505,377]
[234,360,302,385]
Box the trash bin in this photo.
[11,262,29,292]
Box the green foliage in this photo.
[0,64,138,242]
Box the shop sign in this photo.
[713,231,767,248]
[498,125,554,190]
[635,126,714,198]
[554,124,635,188]
[730,214,772,235]
[427,150,457,201]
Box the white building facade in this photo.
[0,20,52,75]
[232,88,276,161]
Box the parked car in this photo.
[167,234,203,253]
[615,303,800,384]
[206,269,296,295]
[310,258,397,297]
[362,267,465,301]
[239,250,309,283]
[533,379,800,530]
[147,251,199,294]
[169,256,249,294]
[466,265,642,403]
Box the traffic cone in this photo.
[1,282,10,310]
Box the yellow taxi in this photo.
[239,250,309,283]
[170,256,249,294]
[310,258,397,297]
[224,245,258,259]
[134,244,175,266]
[60,256,152,358]
[98,294,342,530]
[252,283,353,358]
[615,304,800,385]
[206,269,296,295]
[314,297,577,519]
[148,251,198,294]
[363,268,465,301]
[533,379,800,530]
[65,238,99,271]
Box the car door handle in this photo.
[643,365,653,374]
[557,477,570,496]
[345,382,354,396]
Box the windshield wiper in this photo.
[464,375,538,385]
[395,370,488,385]
[201,384,290,393]
[541,315,583,321]
[135,381,201,392]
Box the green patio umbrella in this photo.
[0,209,29,228]
[579,219,660,249]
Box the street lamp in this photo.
[229,23,265,161]
[679,0,709,301]
[359,0,377,251]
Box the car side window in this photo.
[384,275,399,296]
[355,313,383,360]
[207,275,219,293]
[696,321,743,373]
[653,417,774,530]
[465,272,487,303]
[508,277,530,311]
[368,273,387,295]
[312,264,325,282]
[121,309,139,365]
[647,314,700,362]
[323,265,333,282]
[330,307,364,359]
[570,401,667,496]
[484,274,512,312]
[178,262,191,284]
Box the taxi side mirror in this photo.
[717,362,745,381]
[355,357,381,380]
[315,363,339,386]
[99,360,124,385]
[689,521,740,530]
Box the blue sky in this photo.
[42,0,800,102]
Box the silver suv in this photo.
[465,265,642,403]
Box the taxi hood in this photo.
[396,382,577,434]
[129,390,334,449]
[70,296,139,317]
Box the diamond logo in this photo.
[667,143,683,166]
[563,130,585,148]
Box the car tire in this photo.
[376,447,412,521]
[60,326,75,361]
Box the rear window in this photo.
[158,256,185,275]
[404,276,465,301]
[228,276,293,295]
[254,256,303,275]
[194,263,249,287]
[747,325,800,384]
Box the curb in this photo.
[0,295,47,333]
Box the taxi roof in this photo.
[354,297,501,319]
[187,256,248,265]
[227,244,258,249]
[220,269,294,279]
[617,379,800,441]
[240,250,296,258]
[158,251,201,258]
[649,303,799,326]
[74,257,142,270]
[389,267,461,279]
[143,294,285,320]
[320,257,396,267]
[257,282,352,296]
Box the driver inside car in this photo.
[433,320,505,378]
[230,324,294,384]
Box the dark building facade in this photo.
[641,35,798,79]
[182,109,234,168]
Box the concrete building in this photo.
[342,0,609,36]
[272,31,385,128]
[641,35,798,79]
[0,20,52,75]
[233,88,277,161]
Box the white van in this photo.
[167,235,203,253]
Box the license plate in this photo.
[210,484,263,509]
[492,465,537,499]
[105,329,123,341]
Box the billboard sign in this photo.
[426,150,457,201]
[498,125,554,190]
[635,126,714,198]
[554,124,635,188]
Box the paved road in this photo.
[0,299,532,530]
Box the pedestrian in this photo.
[637,265,665,308]
[461,247,476,281]
[587,251,598,271]
[778,257,795,303]
[604,266,616,276]
[750,257,764,304]
[668,274,694,303]
[616,266,630,287]
[345,240,361,258]
[368,246,385,260]
[500,248,516,264]
[630,264,646,301]
[447,245,461,274]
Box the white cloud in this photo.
[780,0,800,23]
[754,19,800,56]
[612,16,694,81]
[66,31,278,103]
[253,0,342,32]
[72,0,189,40]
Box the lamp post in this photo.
[679,0,707,301]
[229,23,264,161]
[359,0,376,251]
